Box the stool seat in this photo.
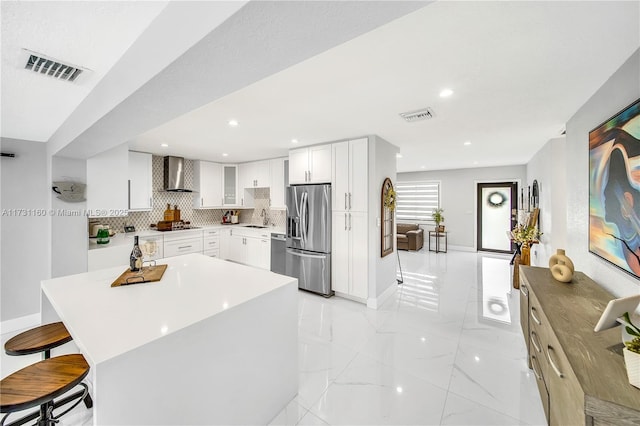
[0,354,89,413]
[5,323,72,357]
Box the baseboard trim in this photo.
[367,281,397,310]
[0,313,40,335]
[448,245,476,252]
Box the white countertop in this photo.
[41,253,297,365]
[89,224,285,250]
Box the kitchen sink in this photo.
[243,225,269,229]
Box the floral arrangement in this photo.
[384,187,396,211]
[511,224,542,244]
[620,312,640,353]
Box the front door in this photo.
[477,182,518,253]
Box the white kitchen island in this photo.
[41,253,298,425]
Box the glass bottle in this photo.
[130,236,143,271]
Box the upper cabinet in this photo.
[128,151,153,211]
[332,138,368,212]
[289,145,332,184]
[87,144,128,217]
[239,161,270,189]
[193,160,222,208]
[269,157,286,209]
[222,165,239,206]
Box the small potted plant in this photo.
[620,312,640,389]
[433,208,445,232]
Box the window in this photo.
[396,181,440,223]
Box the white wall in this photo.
[566,48,640,297]
[51,156,88,278]
[526,137,567,267]
[368,135,398,302]
[398,165,527,249]
[0,138,49,323]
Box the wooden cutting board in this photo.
[111,264,168,287]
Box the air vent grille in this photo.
[23,51,85,82]
[399,107,435,123]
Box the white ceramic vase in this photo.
[623,347,640,389]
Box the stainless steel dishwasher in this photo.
[270,233,286,275]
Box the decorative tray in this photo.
[111,264,168,287]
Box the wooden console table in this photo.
[519,266,640,425]
[428,231,447,253]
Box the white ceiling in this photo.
[129,1,640,172]
[2,1,639,173]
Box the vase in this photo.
[521,244,531,266]
[623,348,640,389]
[549,249,574,282]
[549,249,574,273]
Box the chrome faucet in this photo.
[261,208,269,226]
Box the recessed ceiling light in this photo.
[439,88,454,98]
[473,161,479,165]
[463,141,471,146]
[222,153,229,157]
[291,139,298,144]
[396,153,403,159]
[421,165,426,169]
[161,143,169,148]
[228,120,238,127]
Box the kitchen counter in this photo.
[42,253,298,424]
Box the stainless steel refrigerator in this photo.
[286,184,332,296]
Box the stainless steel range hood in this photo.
[164,156,192,192]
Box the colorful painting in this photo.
[590,99,640,278]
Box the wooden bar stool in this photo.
[0,354,91,426]
[4,323,72,360]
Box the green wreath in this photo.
[384,187,396,211]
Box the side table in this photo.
[428,231,448,253]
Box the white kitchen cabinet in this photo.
[222,165,239,206]
[193,161,223,208]
[332,211,368,300]
[219,227,232,259]
[88,244,131,272]
[289,144,332,184]
[225,227,270,269]
[203,228,220,258]
[163,230,203,258]
[87,143,128,217]
[269,157,286,209]
[332,138,368,212]
[239,161,270,189]
[128,151,153,211]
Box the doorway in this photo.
[477,182,518,253]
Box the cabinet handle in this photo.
[349,213,352,230]
[520,283,528,297]
[344,213,347,231]
[530,307,541,325]
[546,345,564,378]
[349,192,352,210]
[127,180,131,209]
[149,197,152,208]
[344,193,347,210]
[530,331,541,353]
[531,355,543,380]
[201,197,204,207]
[178,245,192,250]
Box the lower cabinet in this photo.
[163,229,204,258]
[224,228,270,270]
[203,228,220,258]
[332,211,367,299]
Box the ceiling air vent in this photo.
[22,49,87,83]
[399,107,435,123]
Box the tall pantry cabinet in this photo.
[331,138,368,300]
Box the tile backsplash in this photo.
[94,156,286,233]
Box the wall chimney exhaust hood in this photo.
[164,156,192,192]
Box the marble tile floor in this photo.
[0,249,545,425]
[270,249,546,426]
